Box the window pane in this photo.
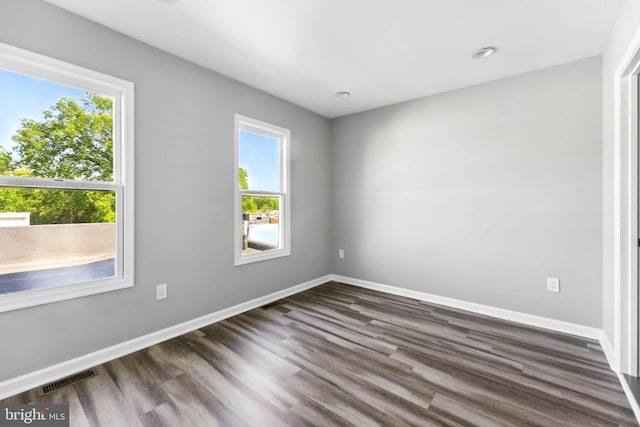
[0,69,114,182]
[238,129,279,191]
[0,187,116,294]
[241,194,280,253]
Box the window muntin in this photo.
[235,115,290,265]
[0,42,134,312]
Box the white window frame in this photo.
[0,42,134,312]
[234,114,290,265]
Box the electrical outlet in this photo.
[338,249,344,259]
[156,283,167,300]
[546,278,560,293]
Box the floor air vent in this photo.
[39,369,97,395]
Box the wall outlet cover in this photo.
[156,283,168,300]
[546,278,560,293]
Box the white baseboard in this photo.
[0,274,332,401]
[617,371,640,423]
[601,333,640,424]
[330,274,602,340]
[599,332,618,372]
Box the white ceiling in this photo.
[44,0,623,118]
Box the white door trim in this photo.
[614,25,640,375]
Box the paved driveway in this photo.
[0,258,115,294]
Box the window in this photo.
[234,115,290,265]
[0,42,134,312]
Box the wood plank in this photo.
[1,281,636,426]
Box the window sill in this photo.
[0,277,133,313]
[234,248,291,266]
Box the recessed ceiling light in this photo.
[159,0,180,4]
[472,47,498,59]
[335,91,351,98]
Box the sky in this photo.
[0,69,85,155]
[239,129,280,191]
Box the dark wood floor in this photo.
[3,281,637,426]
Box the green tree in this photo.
[13,93,113,181]
[239,167,255,213]
[0,148,11,174]
[238,167,279,214]
[0,175,38,214]
[239,167,249,190]
[0,92,116,224]
[33,189,115,225]
[254,196,278,212]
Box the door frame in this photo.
[614,27,640,375]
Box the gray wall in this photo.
[602,0,640,353]
[331,57,603,327]
[0,0,332,381]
